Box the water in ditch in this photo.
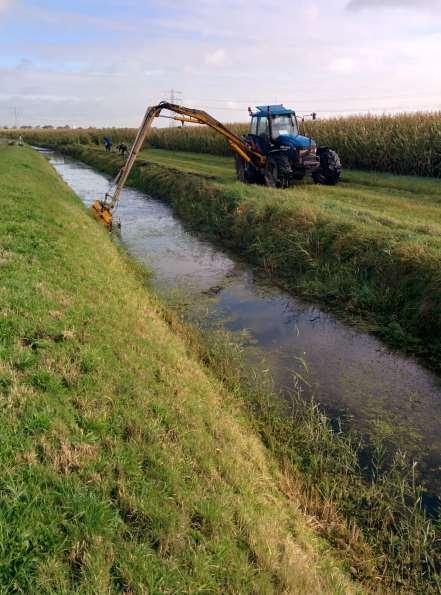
[41,148,441,497]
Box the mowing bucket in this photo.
[92,200,113,229]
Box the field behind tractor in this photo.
[144,111,441,178]
[7,109,441,177]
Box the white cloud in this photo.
[347,0,441,11]
[205,49,226,66]
[329,57,357,75]
[143,69,164,77]
[304,4,320,21]
[1,0,440,126]
[0,0,13,14]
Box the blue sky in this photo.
[1,0,440,126]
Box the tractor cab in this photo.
[250,105,298,140]
[249,105,314,151]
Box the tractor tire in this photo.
[292,173,305,181]
[235,155,258,184]
[313,148,342,185]
[264,153,291,188]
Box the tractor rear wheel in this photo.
[264,153,291,188]
[313,148,341,185]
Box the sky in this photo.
[0,0,440,127]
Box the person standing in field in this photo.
[117,143,128,156]
[103,137,112,152]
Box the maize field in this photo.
[5,111,441,177]
[305,112,441,178]
[145,112,441,178]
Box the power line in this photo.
[11,107,18,128]
[182,93,441,105]
[162,89,182,127]
[178,102,441,114]
[4,95,439,128]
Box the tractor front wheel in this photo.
[313,148,341,185]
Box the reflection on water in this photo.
[45,149,441,493]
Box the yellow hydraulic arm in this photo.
[92,101,264,227]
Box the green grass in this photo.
[57,144,441,371]
[140,147,236,183]
[41,143,441,590]
[3,145,441,593]
[140,147,441,246]
[0,145,360,593]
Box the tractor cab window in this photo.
[270,114,298,139]
[250,117,258,135]
[257,116,269,138]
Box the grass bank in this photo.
[60,144,441,372]
[0,145,361,592]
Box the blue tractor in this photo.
[93,102,344,229]
[235,105,342,188]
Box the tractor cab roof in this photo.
[252,105,295,117]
